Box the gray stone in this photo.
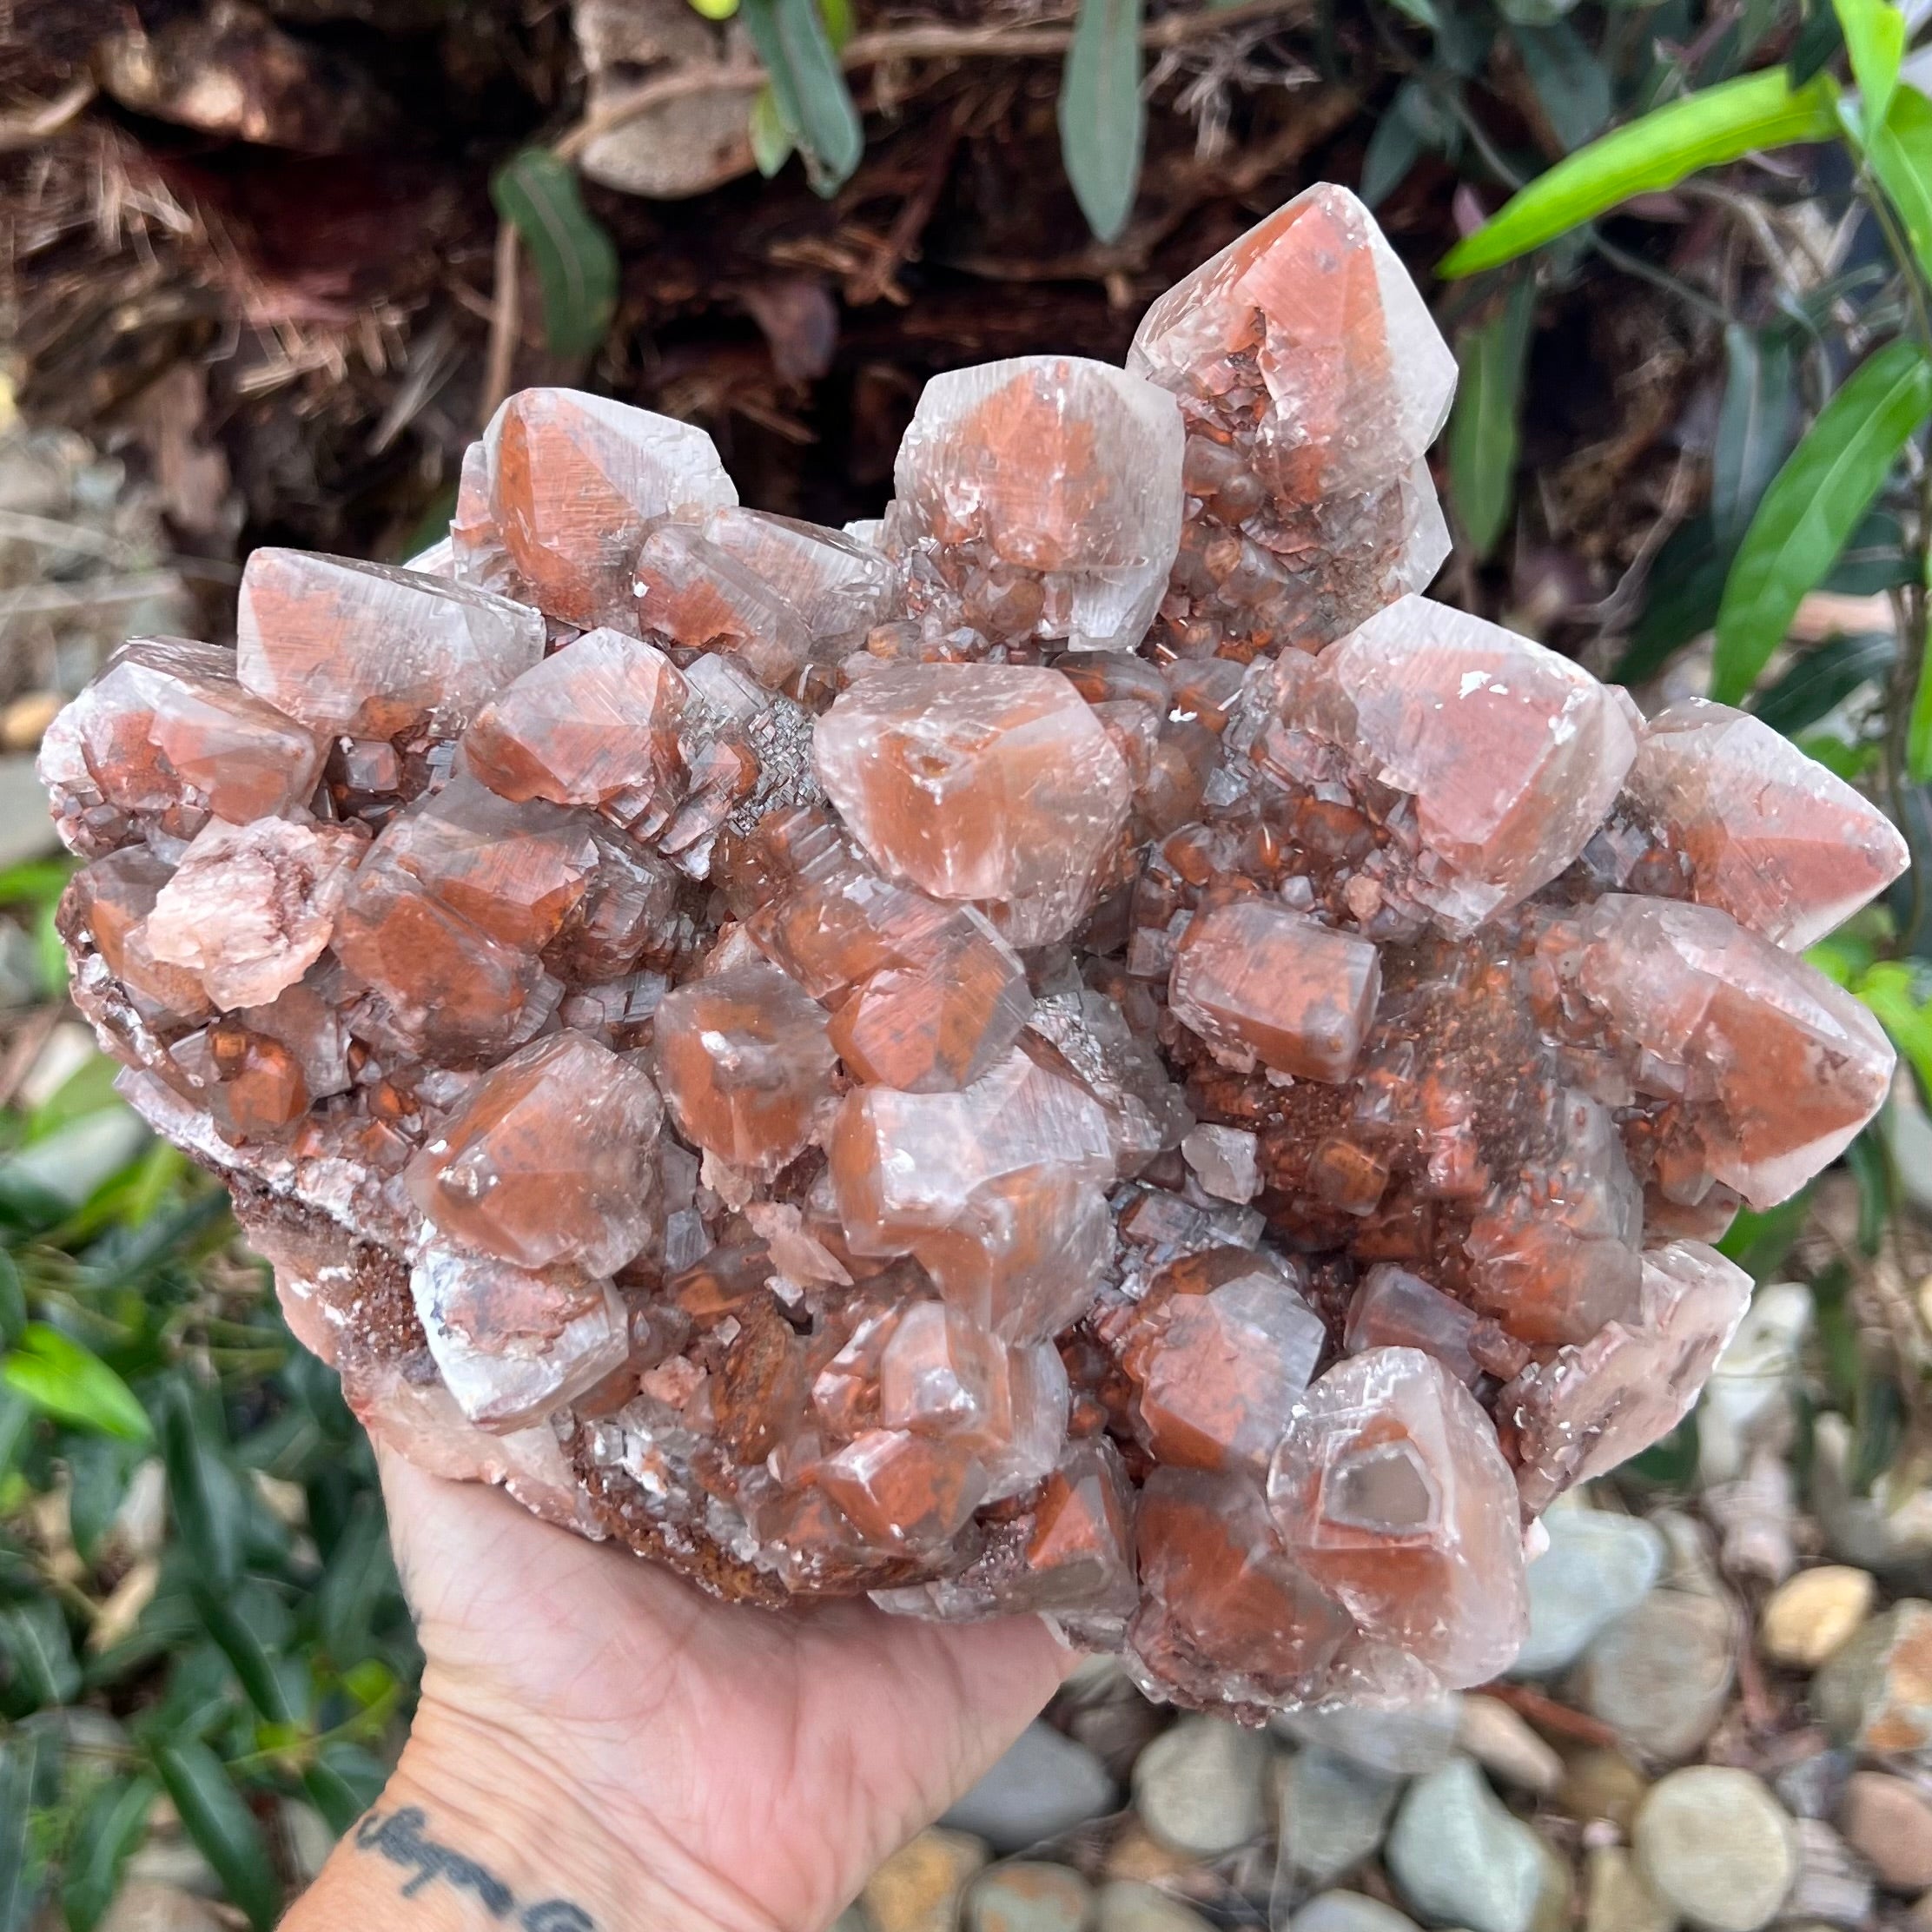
[1772,1749,1852,1823]
[1810,1417,1932,1585]
[1273,1690,1461,1776]
[1386,1757,1566,1932]
[1582,1846,1672,1932]
[96,1885,224,1932]
[1294,1893,1422,1932]
[1132,1716,1270,1858]
[1780,1817,1874,1929]
[943,1722,1119,1853]
[1095,1881,1214,1932]
[1813,1599,1932,1755]
[1454,1697,1562,1796]
[1512,1505,1665,1677]
[1575,1590,1737,1762]
[1634,1768,1798,1932]
[0,756,57,870]
[1274,1748,1401,1893]
[965,1863,1095,1932]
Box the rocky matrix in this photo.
[39,184,1910,1719]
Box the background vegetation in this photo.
[4,0,1932,1922]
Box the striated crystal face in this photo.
[43,183,1906,1721]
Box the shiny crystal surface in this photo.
[43,186,1905,1720]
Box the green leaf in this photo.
[195,1584,301,1726]
[65,1435,132,1564]
[0,1253,22,1353]
[1447,278,1536,559]
[1616,514,1730,683]
[301,1743,387,1837]
[1845,1125,1892,1254]
[688,0,739,16]
[741,0,863,195]
[63,1774,155,1932]
[0,1598,81,1715]
[748,83,794,175]
[1869,83,1932,283]
[1515,22,1612,151]
[1057,0,1146,243]
[1834,0,1904,137]
[0,1733,46,1932]
[1713,339,1932,704]
[157,1381,246,1591]
[1826,506,1914,591]
[1790,0,1847,84]
[1439,69,1841,276]
[1750,629,1896,733]
[1363,85,1426,206]
[1712,324,1797,542]
[2,1327,149,1443]
[1717,1188,1814,1279]
[1383,0,1439,26]
[487,149,619,361]
[1856,959,1932,1091]
[150,1741,281,1932]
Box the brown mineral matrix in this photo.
[42,185,1906,1722]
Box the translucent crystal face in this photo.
[43,187,1904,1721]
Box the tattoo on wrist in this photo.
[354,1805,595,1930]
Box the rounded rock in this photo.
[1576,1589,1736,1762]
[863,1829,992,1932]
[1511,1505,1665,1677]
[1634,1768,1798,1932]
[1095,1882,1214,1932]
[1386,1757,1568,1932]
[1759,1566,1875,1670]
[965,1863,1095,1932]
[1294,1892,1422,1932]
[1131,1715,1270,1857]
[942,1722,1119,1854]
[1839,1771,1932,1890]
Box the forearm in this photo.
[283,1712,737,1932]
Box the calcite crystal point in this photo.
[43,185,1906,1721]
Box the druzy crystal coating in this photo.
[43,184,1907,1719]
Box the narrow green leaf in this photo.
[1,1327,149,1443]
[1515,22,1612,151]
[1869,83,1932,281]
[1713,339,1932,703]
[195,1585,300,1725]
[1835,0,1904,136]
[488,149,619,361]
[1057,0,1146,243]
[1790,0,1847,84]
[301,1744,387,1838]
[1440,69,1841,276]
[748,83,794,175]
[1384,0,1439,25]
[0,1254,22,1353]
[741,0,863,195]
[63,1774,155,1932]
[1447,278,1536,559]
[1717,1188,1813,1279]
[0,1598,82,1714]
[157,1381,246,1591]
[1827,506,1913,591]
[1751,629,1896,733]
[0,1734,46,1932]
[1908,624,1932,780]
[1844,1125,1892,1254]
[1362,87,1426,206]
[150,1741,281,1932]
[1857,959,1932,1091]
[1712,324,1797,541]
[1616,514,1729,683]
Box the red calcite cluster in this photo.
[42,184,1908,1718]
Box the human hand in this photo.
[284,1446,1074,1932]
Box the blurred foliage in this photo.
[0,863,416,1932]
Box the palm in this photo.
[378,1451,1070,1932]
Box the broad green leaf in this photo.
[151,1741,281,1932]
[1440,69,1840,276]
[1856,959,1932,1090]
[0,1110,149,1228]
[302,1743,388,1837]
[0,1598,81,1714]
[157,1381,246,1591]
[1712,324,1797,540]
[1515,22,1612,150]
[1717,1188,1813,1279]
[488,149,619,361]
[742,0,863,195]
[1447,278,1536,559]
[195,1584,302,1725]
[0,1734,45,1932]
[1058,0,1147,244]
[63,1774,155,1932]
[1835,0,1904,136]
[1751,629,1895,733]
[1713,339,1932,703]
[1869,83,1932,281]
[2,1327,149,1443]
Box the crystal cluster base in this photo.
[42,182,1906,1720]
